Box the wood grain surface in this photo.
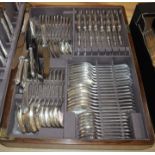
[1,2,155,152]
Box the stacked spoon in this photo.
[67,62,135,139]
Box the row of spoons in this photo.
[68,62,135,139]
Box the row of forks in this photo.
[31,15,72,57]
[75,9,123,54]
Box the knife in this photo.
[0,39,8,58]
[0,9,12,42]
[28,18,43,79]
[0,49,6,66]
[15,2,20,11]
[2,8,14,35]
[12,10,30,70]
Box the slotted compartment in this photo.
[66,57,148,140]
[5,5,153,145]
[73,7,130,56]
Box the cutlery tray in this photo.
[0,3,154,149]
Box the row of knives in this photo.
[0,7,14,67]
[14,11,50,89]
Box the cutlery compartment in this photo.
[8,58,67,139]
[3,5,153,147]
[66,57,148,140]
[30,7,74,58]
[8,56,149,140]
[73,7,130,56]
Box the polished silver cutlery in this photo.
[16,69,65,133]
[32,14,72,57]
[67,62,134,139]
[75,9,124,55]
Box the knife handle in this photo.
[0,54,6,67]
[21,59,29,88]
[29,18,36,38]
[42,46,50,78]
[15,56,25,85]
[15,2,20,11]
[21,12,30,34]
[32,39,42,75]
[29,47,35,78]
[0,39,7,58]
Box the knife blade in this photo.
[28,18,43,79]
[0,49,6,67]
[0,9,12,42]
[2,8,14,35]
[0,39,8,58]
